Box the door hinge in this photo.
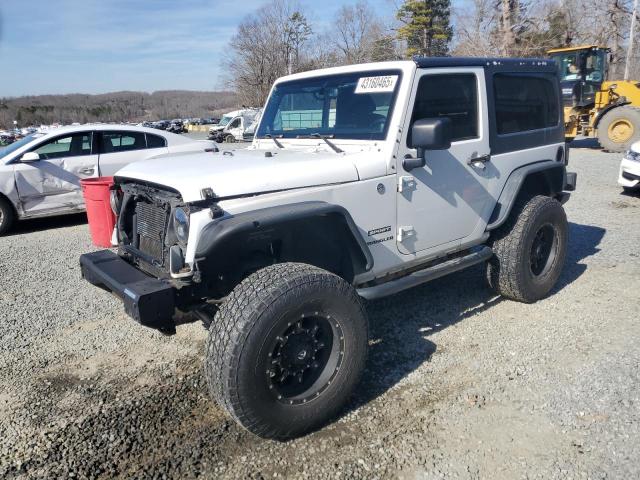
[397,226,415,242]
[398,176,416,193]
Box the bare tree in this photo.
[225,0,312,106]
[452,0,498,56]
[332,1,384,64]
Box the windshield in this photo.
[218,115,233,126]
[257,70,401,140]
[0,134,42,160]
[553,50,606,83]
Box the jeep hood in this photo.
[115,149,361,202]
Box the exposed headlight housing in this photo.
[109,189,121,215]
[173,207,190,244]
[625,149,640,162]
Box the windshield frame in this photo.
[257,69,403,141]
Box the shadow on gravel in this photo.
[620,188,640,198]
[569,138,600,150]
[552,222,606,294]
[347,264,501,414]
[6,212,87,236]
[346,221,605,416]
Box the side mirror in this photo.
[20,152,40,162]
[404,118,452,171]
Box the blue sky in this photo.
[0,0,400,97]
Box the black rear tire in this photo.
[0,197,16,236]
[486,195,568,303]
[205,262,368,439]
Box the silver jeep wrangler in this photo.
[81,58,577,439]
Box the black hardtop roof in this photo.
[414,56,558,73]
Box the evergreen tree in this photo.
[396,0,453,57]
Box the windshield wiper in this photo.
[263,134,284,149]
[311,133,343,154]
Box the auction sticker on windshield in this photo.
[355,75,398,94]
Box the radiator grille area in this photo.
[135,201,167,262]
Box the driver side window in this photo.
[33,133,93,160]
[407,73,478,146]
[229,118,241,128]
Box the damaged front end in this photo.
[114,180,193,280]
[80,179,208,334]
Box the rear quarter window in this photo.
[494,74,559,134]
[146,133,167,149]
[101,131,146,153]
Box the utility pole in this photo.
[624,0,638,81]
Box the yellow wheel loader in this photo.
[548,45,640,152]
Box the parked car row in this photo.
[0,124,218,234]
[187,117,219,125]
[137,118,222,133]
[0,127,39,146]
[138,120,187,133]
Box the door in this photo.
[226,117,243,140]
[13,131,98,216]
[396,68,495,254]
[97,130,166,176]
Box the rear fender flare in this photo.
[487,161,565,231]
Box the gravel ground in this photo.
[1,142,639,479]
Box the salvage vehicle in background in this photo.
[80,58,576,440]
[208,108,260,141]
[209,110,263,143]
[547,45,640,152]
[0,125,217,234]
[167,119,186,134]
[619,141,640,192]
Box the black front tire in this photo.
[205,263,368,439]
[487,195,568,303]
[0,197,16,236]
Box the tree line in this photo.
[228,0,640,105]
[0,90,237,130]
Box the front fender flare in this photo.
[194,201,373,280]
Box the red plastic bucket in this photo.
[80,177,115,248]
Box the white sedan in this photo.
[618,140,640,193]
[0,124,217,234]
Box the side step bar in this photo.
[357,246,493,300]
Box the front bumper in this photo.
[618,158,640,189]
[80,250,176,332]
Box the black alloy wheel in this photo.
[266,313,343,405]
[529,223,558,277]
